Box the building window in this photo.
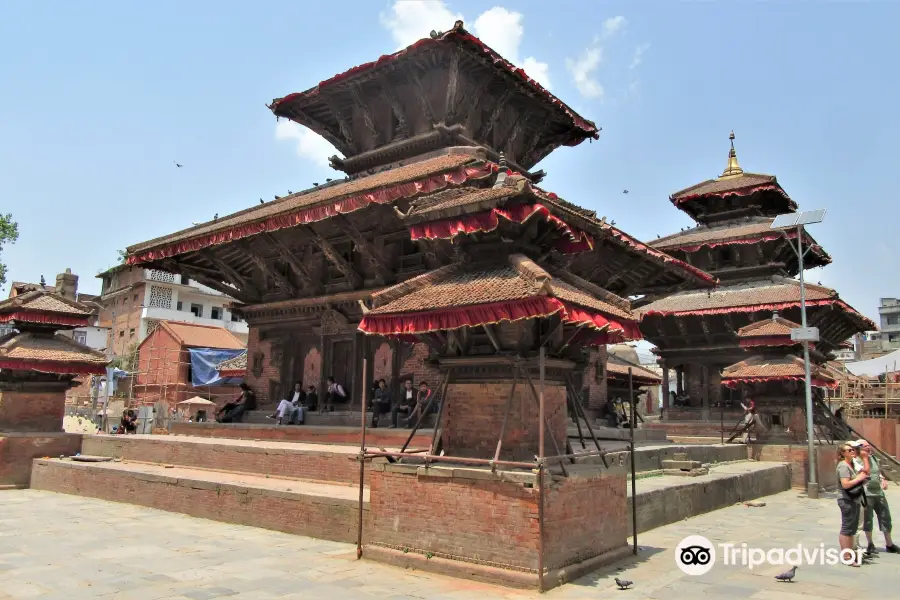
[182,276,191,286]
[177,301,183,311]
[190,303,203,318]
[718,247,734,267]
[211,307,222,320]
[129,328,135,337]
[149,270,175,283]
[887,315,900,326]
[231,313,241,322]
[74,331,87,345]
[148,285,173,309]
[133,294,138,302]
[119,330,125,337]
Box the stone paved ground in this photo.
[2,487,899,599]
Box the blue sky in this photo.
[1,1,896,323]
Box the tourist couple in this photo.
[836,439,898,566]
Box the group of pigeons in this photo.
[613,565,798,591]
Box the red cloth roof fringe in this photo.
[642,298,861,318]
[739,336,803,348]
[0,312,90,327]
[670,183,796,207]
[409,202,594,254]
[722,376,837,389]
[358,296,641,345]
[602,228,716,285]
[665,230,829,259]
[0,359,107,376]
[128,163,494,265]
[270,28,598,138]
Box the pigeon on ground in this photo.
[774,565,797,582]
[615,577,633,590]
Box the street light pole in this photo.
[796,224,818,499]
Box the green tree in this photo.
[0,214,19,288]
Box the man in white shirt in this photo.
[267,382,305,425]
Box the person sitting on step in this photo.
[372,379,391,427]
[216,383,254,423]
[324,376,346,412]
[390,379,417,428]
[267,381,305,425]
[409,381,433,428]
[304,385,318,412]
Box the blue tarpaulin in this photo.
[188,348,246,386]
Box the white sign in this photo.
[791,327,819,342]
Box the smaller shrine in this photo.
[721,312,837,443]
[0,290,108,486]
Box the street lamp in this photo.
[771,208,826,499]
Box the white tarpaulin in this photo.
[844,349,900,377]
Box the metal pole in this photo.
[537,461,545,593]
[356,358,367,559]
[797,224,818,499]
[629,368,637,555]
[720,397,725,445]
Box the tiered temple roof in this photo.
[0,291,108,376]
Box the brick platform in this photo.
[172,422,432,447]
[0,432,82,487]
[364,462,628,590]
[31,458,368,543]
[746,443,839,490]
[81,434,382,485]
[0,390,67,432]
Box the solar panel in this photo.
[771,209,826,229]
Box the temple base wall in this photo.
[0,432,82,487]
[747,444,839,490]
[0,389,66,432]
[443,381,567,461]
[365,462,627,589]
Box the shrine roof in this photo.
[0,332,109,375]
[269,22,598,140]
[367,254,632,321]
[126,152,486,264]
[0,290,91,317]
[671,172,784,202]
[722,354,836,387]
[737,315,801,338]
[638,276,876,330]
[650,217,831,264]
[606,355,662,383]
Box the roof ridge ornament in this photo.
[718,130,744,180]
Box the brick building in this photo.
[134,320,245,407]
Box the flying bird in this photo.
[610,220,616,226]
[174,161,183,168]
[615,577,633,590]
[774,566,797,582]
[622,189,629,194]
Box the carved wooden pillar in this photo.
[701,364,711,421]
[676,366,684,395]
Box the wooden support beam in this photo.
[500,113,529,162]
[447,330,463,355]
[349,83,378,143]
[699,316,713,344]
[477,90,513,140]
[463,77,494,134]
[483,324,501,352]
[407,70,436,125]
[161,259,258,304]
[444,48,462,121]
[675,318,690,338]
[199,249,253,292]
[321,95,355,150]
[240,243,296,296]
[415,334,444,354]
[333,215,393,284]
[301,227,363,288]
[261,233,319,293]
[286,107,348,156]
[380,79,409,140]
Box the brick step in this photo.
[80,434,400,485]
[567,422,669,442]
[30,458,368,543]
[577,442,748,474]
[242,410,438,429]
[171,422,433,447]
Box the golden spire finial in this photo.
[719,130,744,179]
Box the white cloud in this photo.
[566,46,604,100]
[630,44,649,69]
[274,120,341,169]
[602,16,626,37]
[379,0,463,49]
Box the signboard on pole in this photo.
[791,327,820,342]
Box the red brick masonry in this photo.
[172,422,432,448]
[0,433,82,486]
[0,390,66,433]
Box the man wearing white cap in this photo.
[856,439,899,554]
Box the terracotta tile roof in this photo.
[722,354,834,384]
[606,355,661,382]
[0,332,108,365]
[127,153,479,254]
[0,290,91,316]
[670,173,781,201]
[738,315,800,338]
[406,181,523,218]
[368,253,633,320]
[216,351,247,372]
[637,277,837,316]
[157,321,246,350]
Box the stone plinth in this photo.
[0,432,82,487]
[748,443,839,491]
[364,462,628,589]
[0,389,67,432]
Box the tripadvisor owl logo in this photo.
[675,535,716,575]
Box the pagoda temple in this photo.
[638,133,874,426]
[125,21,713,588]
[0,290,108,486]
[721,312,837,442]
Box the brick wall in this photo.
[397,343,441,391]
[245,326,277,407]
[0,390,66,432]
[137,326,184,390]
[443,382,567,461]
[172,422,432,447]
[584,347,608,411]
[543,469,627,570]
[847,418,900,459]
[0,433,82,486]
[749,444,839,490]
